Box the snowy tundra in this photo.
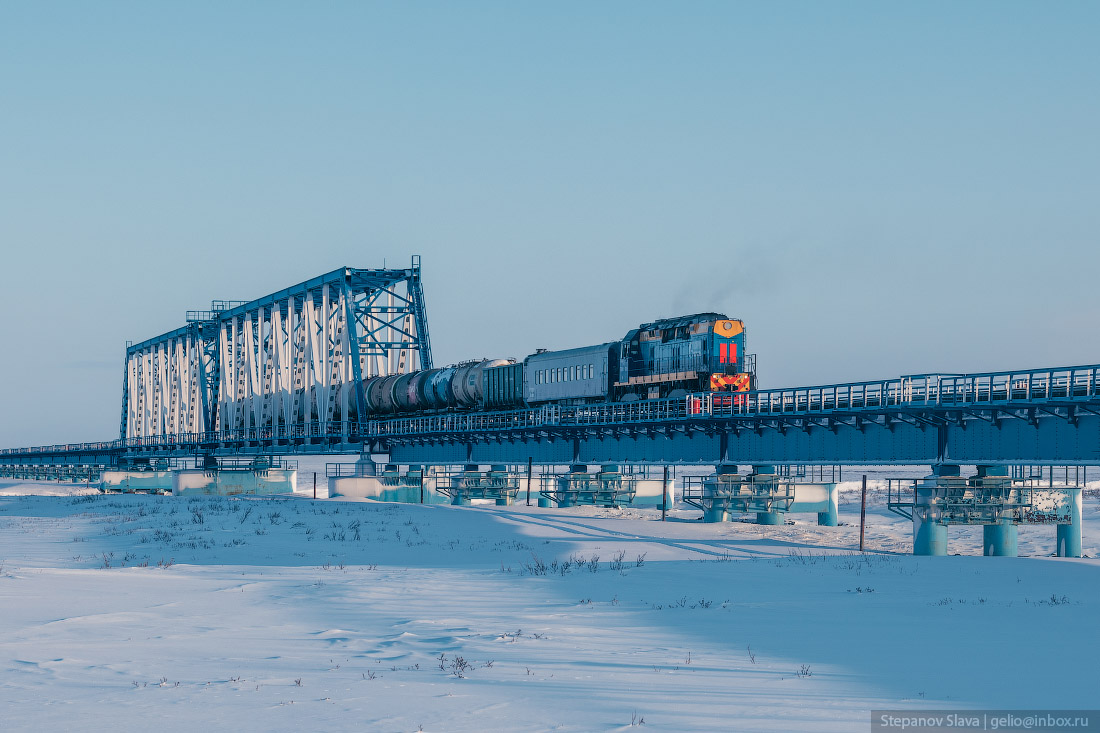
[1,476,1097,732]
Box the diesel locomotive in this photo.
[361,312,754,415]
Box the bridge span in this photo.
[1,263,1096,558]
[4,363,1098,467]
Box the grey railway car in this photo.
[524,342,619,405]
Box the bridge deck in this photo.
[4,363,1100,466]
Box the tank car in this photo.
[362,358,513,414]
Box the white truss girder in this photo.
[122,264,430,440]
[124,330,209,439]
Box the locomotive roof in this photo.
[636,312,730,331]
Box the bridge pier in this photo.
[701,464,737,523]
[1057,487,1083,557]
[751,466,782,525]
[974,466,1018,557]
[703,507,729,522]
[914,515,948,556]
[817,483,839,527]
[355,457,380,476]
[912,464,956,556]
[983,520,1018,557]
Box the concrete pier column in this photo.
[1057,487,1083,558]
[817,483,839,526]
[703,464,738,523]
[489,464,513,505]
[751,465,781,525]
[914,514,948,556]
[537,496,552,508]
[911,465,956,556]
[703,506,728,523]
[983,520,1018,557]
[557,466,585,508]
[451,494,471,506]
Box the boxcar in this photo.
[483,361,525,409]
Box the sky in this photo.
[1,1,1098,447]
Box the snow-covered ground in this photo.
[1,476,1097,732]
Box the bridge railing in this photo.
[5,364,1100,455]
[688,364,1100,418]
[364,407,558,437]
[0,440,120,456]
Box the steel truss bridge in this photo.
[118,259,431,441]
[3,363,1100,469]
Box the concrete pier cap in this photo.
[928,463,961,478]
[974,464,1010,478]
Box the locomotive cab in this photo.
[612,313,755,401]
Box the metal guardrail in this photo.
[886,476,1077,525]
[681,474,796,514]
[539,472,638,507]
[433,469,521,502]
[4,364,1100,457]
[690,365,1100,418]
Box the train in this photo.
[361,312,755,415]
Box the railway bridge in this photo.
[2,262,1096,557]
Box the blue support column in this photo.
[703,506,728,523]
[914,515,948,556]
[911,465,955,556]
[817,483,839,526]
[983,520,1018,557]
[451,494,471,506]
[974,466,1017,557]
[537,496,552,508]
[703,464,737,523]
[751,465,781,525]
[1057,487,1083,558]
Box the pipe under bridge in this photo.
[3,364,1100,467]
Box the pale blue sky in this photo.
[2,2,1098,446]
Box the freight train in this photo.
[361,313,755,415]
